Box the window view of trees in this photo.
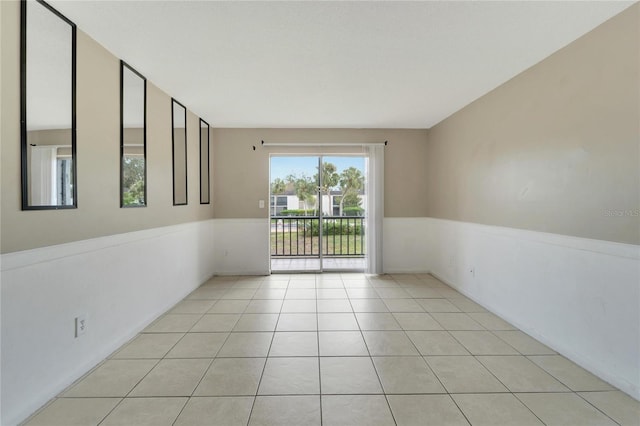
[122,157,145,206]
[270,160,364,217]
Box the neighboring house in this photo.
[271,190,366,216]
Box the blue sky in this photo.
[270,156,365,183]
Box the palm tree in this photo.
[293,174,316,215]
[270,178,286,195]
[315,162,339,215]
[338,166,364,216]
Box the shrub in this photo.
[279,209,316,216]
[304,220,364,236]
[343,207,365,216]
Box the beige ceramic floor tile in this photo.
[129,359,211,397]
[191,314,240,332]
[438,288,464,298]
[233,313,279,332]
[186,288,226,300]
[450,331,519,355]
[406,331,470,355]
[448,298,488,312]
[322,395,395,426]
[269,332,319,357]
[249,395,321,426]
[24,398,121,426]
[388,394,469,426]
[318,331,369,356]
[383,298,425,312]
[431,313,485,330]
[174,397,254,426]
[252,288,286,299]
[425,356,508,393]
[453,393,544,426]
[362,331,420,356]
[405,287,443,298]
[529,355,615,391]
[393,312,443,330]
[170,300,216,314]
[350,299,389,312]
[217,332,273,357]
[316,299,352,312]
[112,333,183,359]
[578,391,640,426]
[100,397,187,426]
[317,288,348,299]
[207,300,250,314]
[492,330,555,355]
[285,289,317,299]
[260,281,289,289]
[63,360,158,397]
[315,279,345,289]
[244,299,283,313]
[165,333,228,358]
[221,288,256,299]
[276,313,318,331]
[372,356,445,394]
[318,313,359,331]
[194,358,265,396]
[478,355,570,392]
[346,288,380,299]
[281,299,316,313]
[417,298,461,313]
[355,313,402,330]
[144,314,202,333]
[376,287,412,298]
[258,357,320,395]
[320,357,382,394]
[516,392,618,426]
[468,312,517,330]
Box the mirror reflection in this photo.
[199,119,210,204]
[21,0,76,209]
[172,99,187,205]
[120,61,146,207]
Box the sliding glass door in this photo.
[270,155,366,273]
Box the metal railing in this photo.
[270,216,365,257]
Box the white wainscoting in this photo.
[0,220,215,426]
[212,218,270,276]
[383,217,430,273]
[425,217,640,401]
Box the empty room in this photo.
[1,1,639,425]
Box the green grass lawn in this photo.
[271,232,365,256]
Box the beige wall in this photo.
[212,128,428,219]
[0,1,214,253]
[425,4,640,245]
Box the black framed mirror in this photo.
[172,99,187,206]
[21,0,77,210]
[199,118,210,204]
[120,61,147,207]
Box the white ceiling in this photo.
[49,0,634,129]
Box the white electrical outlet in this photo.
[75,315,87,337]
[259,200,265,209]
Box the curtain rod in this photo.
[261,140,387,147]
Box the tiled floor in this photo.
[25,274,639,426]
